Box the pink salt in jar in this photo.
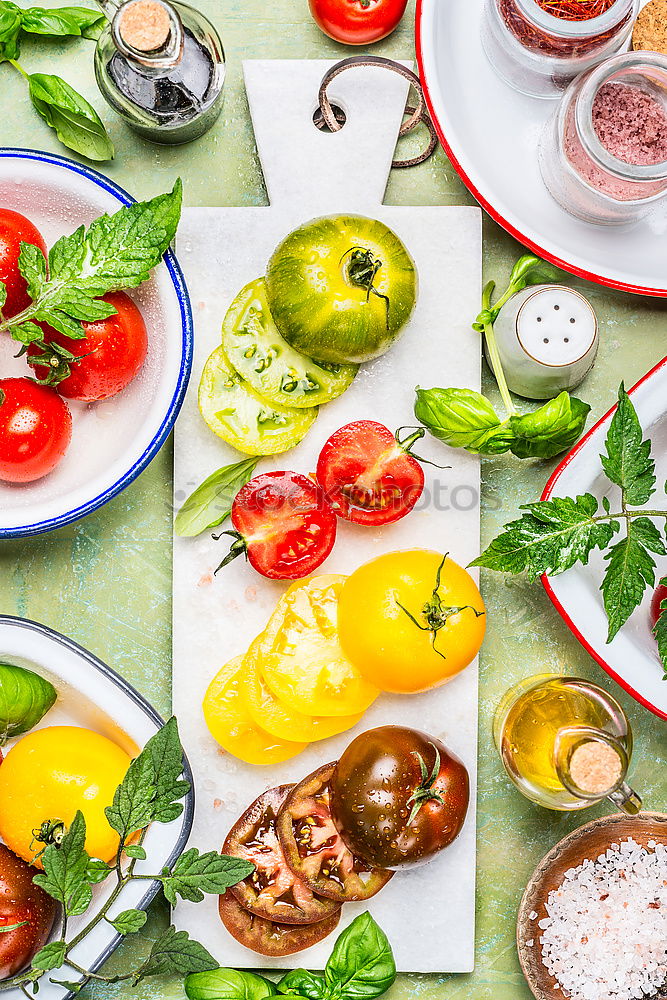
[539,51,667,224]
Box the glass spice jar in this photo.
[481,0,638,99]
[539,51,667,224]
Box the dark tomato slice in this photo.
[219,890,340,957]
[276,763,393,902]
[0,378,72,483]
[28,291,148,402]
[316,421,424,526]
[0,210,47,321]
[224,784,340,925]
[220,471,337,581]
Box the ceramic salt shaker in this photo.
[487,284,599,400]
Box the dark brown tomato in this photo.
[329,726,469,870]
[276,763,393,902]
[224,784,340,925]
[0,844,57,980]
[218,890,340,957]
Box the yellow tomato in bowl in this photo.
[337,549,486,693]
[0,726,133,867]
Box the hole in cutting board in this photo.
[313,103,347,131]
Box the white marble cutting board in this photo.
[173,60,482,974]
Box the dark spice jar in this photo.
[481,0,638,98]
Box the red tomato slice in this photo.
[316,420,425,526]
[224,784,340,925]
[27,291,148,402]
[219,890,340,957]
[0,378,72,484]
[308,0,408,44]
[277,763,393,902]
[218,471,337,581]
[0,210,47,321]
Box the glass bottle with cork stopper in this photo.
[94,0,225,144]
[493,674,642,813]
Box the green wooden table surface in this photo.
[1,2,666,997]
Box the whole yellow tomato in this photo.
[0,726,133,868]
[337,549,486,693]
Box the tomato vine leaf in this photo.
[602,517,666,642]
[33,810,93,916]
[133,926,218,984]
[601,383,656,506]
[161,848,254,905]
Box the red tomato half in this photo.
[316,420,425,526]
[0,209,47,321]
[309,0,407,44]
[218,471,337,581]
[0,378,72,484]
[28,291,148,402]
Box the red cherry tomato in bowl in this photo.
[0,844,57,980]
[650,582,667,631]
[309,0,408,45]
[0,210,47,321]
[316,420,426,526]
[218,471,336,580]
[0,378,72,483]
[28,291,148,402]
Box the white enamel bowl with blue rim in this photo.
[0,615,195,1000]
[0,149,193,538]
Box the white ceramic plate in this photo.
[0,615,194,1000]
[416,0,667,296]
[541,357,667,720]
[0,149,193,538]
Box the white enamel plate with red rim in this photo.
[541,357,667,720]
[416,0,667,296]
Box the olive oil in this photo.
[493,675,640,812]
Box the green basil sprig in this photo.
[0,0,112,160]
[473,383,667,677]
[414,255,591,460]
[0,661,56,744]
[185,913,396,1000]
[175,457,260,537]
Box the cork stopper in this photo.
[633,0,667,57]
[569,740,623,796]
[118,0,171,53]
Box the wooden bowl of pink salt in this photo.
[517,812,667,1000]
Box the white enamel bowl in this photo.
[0,149,193,538]
[542,357,667,720]
[416,0,667,296]
[0,615,194,1000]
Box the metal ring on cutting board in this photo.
[317,55,438,168]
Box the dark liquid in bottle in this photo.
[108,27,214,119]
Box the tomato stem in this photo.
[212,530,248,574]
[395,426,452,470]
[341,247,390,330]
[406,744,446,824]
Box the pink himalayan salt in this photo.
[592,82,667,165]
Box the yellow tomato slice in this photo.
[241,639,364,742]
[203,655,308,765]
[257,575,379,717]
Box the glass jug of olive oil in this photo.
[494,674,641,813]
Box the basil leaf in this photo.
[21,5,106,38]
[277,970,326,999]
[472,493,619,579]
[653,575,667,679]
[414,386,513,455]
[186,969,278,1000]
[175,457,259,537]
[601,517,666,642]
[134,926,218,984]
[508,393,590,460]
[601,383,656,506]
[28,72,114,161]
[324,913,396,1000]
[508,254,561,294]
[0,0,22,60]
[0,661,57,745]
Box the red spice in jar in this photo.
[592,82,667,164]
[498,0,633,57]
[535,0,616,19]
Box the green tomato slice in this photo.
[265,215,418,365]
[222,278,358,408]
[198,345,317,456]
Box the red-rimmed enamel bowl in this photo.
[415,0,667,296]
[541,356,667,720]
